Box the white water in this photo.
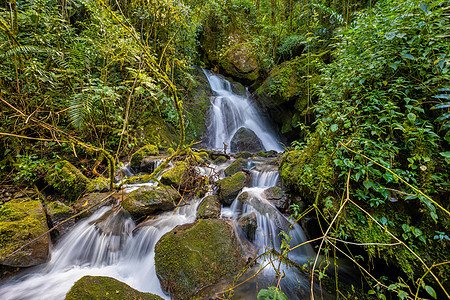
[0,202,200,300]
[203,70,283,153]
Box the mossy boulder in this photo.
[214,155,228,164]
[154,219,246,299]
[65,275,163,300]
[235,151,252,159]
[224,158,247,177]
[197,195,221,219]
[160,161,190,189]
[130,145,159,170]
[230,127,264,153]
[254,57,319,140]
[45,160,91,201]
[0,197,50,267]
[182,67,213,144]
[72,193,117,218]
[121,185,179,219]
[216,171,249,205]
[220,42,259,83]
[143,115,178,148]
[45,200,75,238]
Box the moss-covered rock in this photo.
[45,200,75,238]
[220,42,259,83]
[235,151,252,159]
[254,57,319,140]
[224,158,247,177]
[87,176,109,193]
[45,160,91,201]
[160,161,189,189]
[214,155,228,164]
[0,197,50,267]
[130,145,159,170]
[154,219,246,300]
[182,67,213,144]
[217,171,249,205]
[65,275,163,300]
[197,195,221,219]
[72,193,117,218]
[121,185,179,219]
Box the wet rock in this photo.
[0,197,50,267]
[121,185,180,219]
[237,212,257,241]
[224,158,247,177]
[160,161,189,189]
[45,160,91,201]
[154,219,246,300]
[217,171,249,205]
[45,200,75,239]
[197,195,221,219]
[230,127,264,153]
[263,186,287,211]
[65,275,163,300]
[139,157,163,173]
[73,193,117,218]
[130,144,159,170]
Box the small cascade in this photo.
[0,201,200,300]
[203,70,283,153]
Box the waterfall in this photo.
[203,70,283,153]
[0,202,200,300]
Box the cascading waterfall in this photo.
[0,202,200,300]
[203,70,283,153]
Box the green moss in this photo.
[45,201,73,218]
[217,171,248,204]
[160,161,188,188]
[65,275,163,300]
[130,145,159,169]
[154,219,245,299]
[0,197,50,267]
[45,160,91,201]
[122,185,179,218]
[87,177,109,192]
[224,158,247,177]
[197,195,221,219]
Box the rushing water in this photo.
[0,73,323,299]
[0,202,200,300]
[203,70,283,153]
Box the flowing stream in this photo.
[203,70,283,153]
[0,72,321,299]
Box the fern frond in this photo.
[0,45,61,59]
[69,92,93,130]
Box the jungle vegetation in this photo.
[0,0,449,299]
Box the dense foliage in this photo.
[0,0,449,299]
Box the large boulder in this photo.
[121,185,180,219]
[196,195,221,219]
[254,57,319,140]
[224,158,248,177]
[216,171,249,205]
[230,127,264,153]
[45,160,91,201]
[220,42,259,83]
[154,219,246,299]
[130,145,159,170]
[65,276,163,300]
[0,197,50,267]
